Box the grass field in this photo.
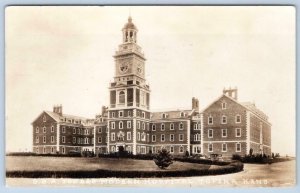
[6,156,211,172]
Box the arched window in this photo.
[119,91,125,104]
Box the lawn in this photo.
[6,156,211,172]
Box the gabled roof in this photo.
[201,94,269,122]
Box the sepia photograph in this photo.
[5,6,296,187]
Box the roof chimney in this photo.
[192,97,199,112]
[53,104,63,116]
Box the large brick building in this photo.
[32,17,271,157]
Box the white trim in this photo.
[208,143,213,152]
[170,134,174,142]
[221,115,227,124]
[161,134,165,142]
[236,143,241,152]
[236,114,241,123]
[221,143,227,152]
[222,128,227,138]
[208,116,213,125]
[179,122,184,130]
[179,134,184,141]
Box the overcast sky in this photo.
[5,6,295,156]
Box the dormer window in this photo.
[180,112,185,117]
[222,102,227,109]
[162,113,167,119]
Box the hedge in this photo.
[6,162,243,178]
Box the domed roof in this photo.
[123,16,137,30]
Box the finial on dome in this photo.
[128,16,132,23]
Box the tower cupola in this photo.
[122,16,138,43]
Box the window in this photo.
[137,121,140,129]
[111,146,115,152]
[87,129,90,135]
[77,137,81,144]
[141,146,146,154]
[43,147,46,154]
[127,121,131,128]
[222,102,227,109]
[51,147,55,154]
[236,115,241,123]
[142,112,145,118]
[180,112,184,117]
[119,91,125,104]
[51,126,54,133]
[137,146,140,154]
[170,134,174,142]
[161,123,165,131]
[208,116,213,125]
[98,127,102,133]
[170,146,174,153]
[77,128,80,134]
[236,143,241,152]
[43,115,46,122]
[43,136,46,143]
[51,136,55,143]
[112,112,115,118]
[179,146,184,153]
[98,137,102,143]
[73,128,76,134]
[73,137,76,144]
[127,132,131,140]
[35,127,39,133]
[126,146,131,152]
[162,113,167,119]
[147,134,149,142]
[170,123,174,130]
[194,134,200,141]
[221,115,227,124]
[142,122,145,130]
[128,111,131,117]
[111,133,115,141]
[62,147,65,154]
[91,138,94,144]
[137,132,141,141]
[179,122,184,130]
[194,123,198,130]
[152,146,156,153]
[35,136,39,143]
[222,129,227,138]
[152,135,156,142]
[179,134,184,141]
[236,128,241,137]
[111,122,115,129]
[152,124,156,131]
[119,121,123,129]
[161,134,165,142]
[43,127,46,133]
[141,133,146,141]
[85,138,89,144]
[36,147,39,153]
[119,111,123,117]
[62,127,65,133]
[222,143,227,152]
[208,129,213,138]
[208,144,213,152]
[62,136,65,143]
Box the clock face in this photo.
[120,63,129,73]
[137,63,143,74]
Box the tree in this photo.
[153,149,173,169]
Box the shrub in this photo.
[232,154,242,161]
[153,149,173,169]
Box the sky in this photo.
[5,6,295,156]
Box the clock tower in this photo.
[107,17,151,155]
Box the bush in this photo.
[232,154,242,161]
[153,149,173,169]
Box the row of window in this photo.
[35,136,93,144]
[110,121,185,131]
[35,146,56,154]
[109,132,185,142]
[208,128,242,138]
[208,143,242,152]
[110,111,147,118]
[35,126,55,133]
[109,146,186,154]
[208,114,241,125]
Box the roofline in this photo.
[31,111,60,125]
